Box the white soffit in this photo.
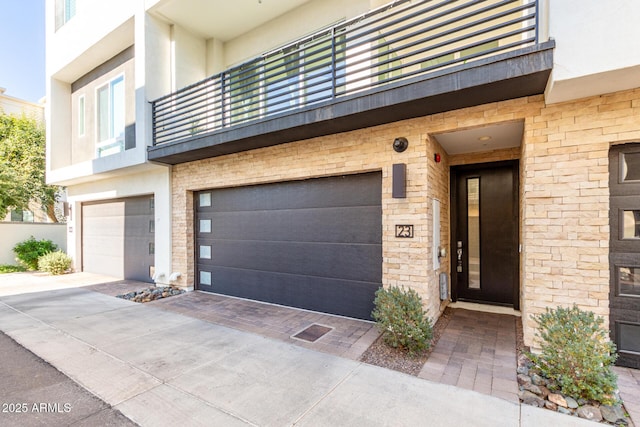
[152,0,312,41]
[432,121,524,156]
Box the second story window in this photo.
[55,0,76,30]
[96,75,125,158]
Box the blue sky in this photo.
[0,0,45,103]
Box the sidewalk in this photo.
[0,331,135,426]
[0,273,602,426]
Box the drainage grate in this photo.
[292,324,333,343]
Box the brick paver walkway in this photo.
[418,308,520,403]
[615,366,640,427]
[151,291,380,360]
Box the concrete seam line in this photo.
[291,364,361,425]
[0,300,165,401]
[163,382,260,427]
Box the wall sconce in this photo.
[393,137,408,153]
[392,163,406,198]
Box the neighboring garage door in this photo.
[195,173,382,320]
[610,144,640,368]
[82,196,155,283]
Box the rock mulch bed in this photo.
[359,307,453,376]
[116,286,185,303]
[516,352,630,425]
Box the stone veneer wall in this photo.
[171,87,640,346]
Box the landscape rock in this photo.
[531,373,545,386]
[600,405,627,425]
[537,385,550,399]
[517,373,532,386]
[116,286,186,303]
[548,393,568,408]
[522,383,542,395]
[576,405,603,422]
[557,407,573,416]
[565,396,579,409]
[544,401,557,411]
[519,390,545,407]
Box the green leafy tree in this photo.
[0,113,62,222]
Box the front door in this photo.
[609,143,640,368]
[451,161,519,308]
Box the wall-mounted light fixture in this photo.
[393,137,408,153]
[392,163,406,198]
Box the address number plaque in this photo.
[395,225,414,238]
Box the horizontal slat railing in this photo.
[152,0,538,146]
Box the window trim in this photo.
[55,0,76,30]
[95,74,125,158]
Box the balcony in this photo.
[148,0,553,164]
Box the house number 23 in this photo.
[395,225,414,238]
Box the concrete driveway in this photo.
[0,273,599,426]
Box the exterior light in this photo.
[393,137,408,152]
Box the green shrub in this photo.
[37,251,72,275]
[529,305,618,404]
[13,236,58,270]
[372,285,433,354]
[0,264,26,274]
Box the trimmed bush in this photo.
[13,236,58,270]
[37,251,72,275]
[372,285,433,354]
[529,305,618,405]
[0,264,26,274]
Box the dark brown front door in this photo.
[609,143,640,368]
[451,161,519,308]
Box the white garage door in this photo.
[82,196,154,282]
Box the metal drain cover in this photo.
[292,324,333,343]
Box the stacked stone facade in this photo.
[171,88,640,347]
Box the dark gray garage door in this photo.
[610,144,640,368]
[196,173,382,320]
[82,196,155,283]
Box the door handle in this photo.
[456,241,463,273]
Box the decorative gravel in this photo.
[359,307,453,376]
[116,286,185,303]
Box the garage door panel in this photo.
[199,206,381,244]
[196,172,382,320]
[82,196,154,283]
[200,174,381,213]
[198,266,378,320]
[199,240,381,283]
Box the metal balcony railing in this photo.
[151,0,538,146]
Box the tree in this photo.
[0,113,62,222]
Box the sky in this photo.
[0,0,45,103]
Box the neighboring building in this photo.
[46,0,640,368]
[0,88,52,223]
[0,87,44,121]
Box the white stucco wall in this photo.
[172,25,207,91]
[223,0,369,67]
[65,167,172,284]
[0,223,67,265]
[545,0,640,103]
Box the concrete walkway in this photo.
[0,330,136,426]
[0,273,602,426]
